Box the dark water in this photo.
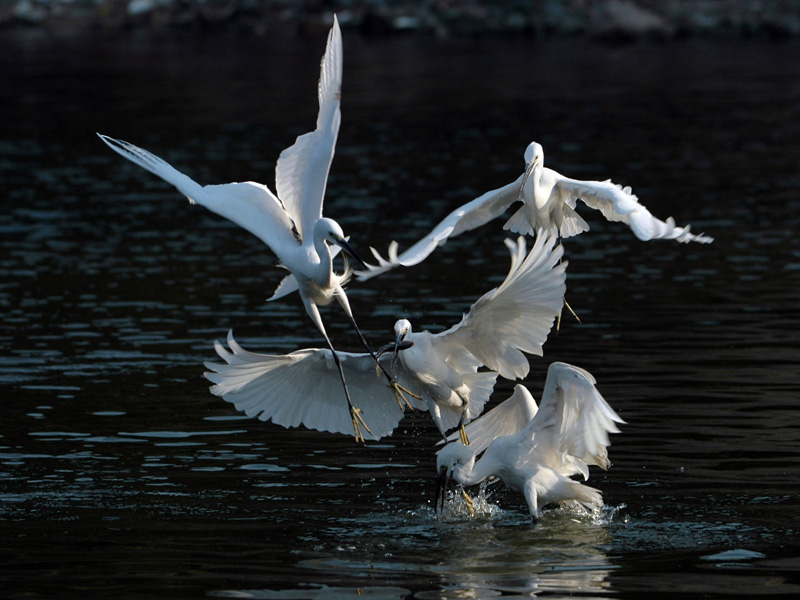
[2,27,800,599]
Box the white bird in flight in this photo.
[357,141,712,281]
[204,233,567,441]
[98,16,408,442]
[384,232,566,442]
[436,362,624,521]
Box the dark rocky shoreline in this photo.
[3,0,800,41]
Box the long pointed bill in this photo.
[333,237,368,271]
[435,466,450,518]
[375,340,414,360]
[375,339,414,377]
[392,330,405,374]
[519,154,541,205]
[519,160,534,202]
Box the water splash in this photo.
[435,482,503,522]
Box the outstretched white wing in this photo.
[275,15,343,241]
[437,232,566,380]
[97,134,299,257]
[443,383,539,456]
[507,167,713,244]
[355,176,524,281]
[526,362,625,479]
[205,331,421,440]
[560,175,713,243]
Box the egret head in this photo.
[524,141,543,167]
[434,442,475,515]
[317,218,367,270]
[393,318,412,342]
[372,319,412,372]
[525,142,544,165]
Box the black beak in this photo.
[435,465,450,518]
[333,237,368,271]
[375,339,413,375]
[375,340,414,358]
[392,330,405,373]
[519,156,537,202]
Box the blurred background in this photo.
[3,0,800,40]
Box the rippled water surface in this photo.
[2,28,800,599]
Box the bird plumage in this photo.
[436,362,625,520]
[357,141,712,282]
[205,331,410,440]
[389,232,566,436]
[205,232,566,441]
[99,17,401,443]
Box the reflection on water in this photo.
[296,509,617,599]
[2,28,800,599]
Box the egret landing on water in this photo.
[436,362,625,522]
[98,16,411,442]
[204,232,566,442]
[356,141,712,282]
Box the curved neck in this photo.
[523,161,542,201]
[308,225,334,280]
[453,454,484,487]
[530,161,543,191]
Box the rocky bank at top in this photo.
[3,0,800,40]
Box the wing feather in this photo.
[526,362,625,479]
[442,383,539,456]
[275,16,342,240]
[204,331,408,440]
[439,232,566,379]
[355,175,523,281]
[98,134,299,257]
[555,175,713,243]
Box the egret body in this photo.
[205,233,566,441]
[436,363,624,520]
[98,17,408,441]
[357,141,712,281]
[508,141,714,242]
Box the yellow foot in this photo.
[350,407,371,444]
[461,488,475,516]
[389,380,420,411]
[459,425,470,446]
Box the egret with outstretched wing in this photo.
[205,233,566,441]
[357,141,712,281]
[388,232,566,441]
[98,17,409,442]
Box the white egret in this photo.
[386,232,565,442]
[204,233,567,441]
[98,17,408,442]
[436,362,625,521]
[357,141,712,281]
[509,142,714,242]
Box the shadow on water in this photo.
[2,26,800,599]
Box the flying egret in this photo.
[383,232,565,442]
[97,16,409,442]
[204,232,567,441]
[357,141,712,281]
[436,362,625,521]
